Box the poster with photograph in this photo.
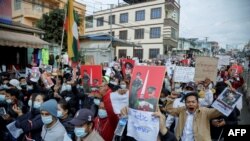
[80,65,102,86]
[121,59,135,81]
[211,87,242,116]
[44,65,53,73]
[41,72,54,89]
[128,66,165,112]
[30,67,41,82]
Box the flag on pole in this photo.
[65,0,79,62]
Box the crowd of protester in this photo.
[0,55,246,141]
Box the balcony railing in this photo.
[23,8,43,19]
[166,0,180,10]
[164,18,178,29]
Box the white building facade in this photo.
[85,0,180,60]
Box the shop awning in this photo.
[0,30,49,48]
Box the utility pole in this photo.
[110,4,114,61]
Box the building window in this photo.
[149,49,160,59]
[119,30,128,40]
[171,27,177,40]
[109,15,115,25]
[133,49,143,59]
[135,10,145,21]
[134,29,144,39]
[120,13,128,23]
[97,17,104,27]
[86,16,93,28]
[150,27,161,38]
[151,7,161,19]
[14,0,21,10]
[118,49,127,58]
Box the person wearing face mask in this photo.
[14,93,46,141]
[70,108,104,141]
[110,80,129,115]
[57,99,74,140]
[40,99,66,141]
[0,89,7,106]
[94,101,116,141]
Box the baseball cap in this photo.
[9,79,22,90]
[185,82,197,91]
[70,109,94,126]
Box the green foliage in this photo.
[36,8,80,49]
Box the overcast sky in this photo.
[77,0,250,49]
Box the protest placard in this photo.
[129,66,165,112]
[127,108,159,141]
[211,87,242,116]
[216,55,230,68]
[25,67,32,77]
[44,65,53,73]
[173,66,195,83]
[41,72,54,89]
[30,67,41,82]
[121,59,135,81]
[80,65,102,86]
[195,57,218,83]
[7,121,24,139]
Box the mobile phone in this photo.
[0,107,7,116]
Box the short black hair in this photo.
[184,92,199,102]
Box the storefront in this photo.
[0,21,49,72]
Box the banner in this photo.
[212,87,242,116]
[129,66,165,112]
[127,108,159,141]
[173,66,195,83]
[195,57,218,83]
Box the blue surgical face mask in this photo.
[28,99,32,107]
[2,84,9,89]
[74,127,88,138]
[41,115,53,125]
[93,99,100,105]
[33,101,42,109]
[57,111,63,118]
[98,109,107,119]
[0,95,5,101]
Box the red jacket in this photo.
[96,88,119,141]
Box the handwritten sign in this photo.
[173,66,195,83]
[216,55,230,68]
[212,87,242,116]
[127,108,159,141]
[195,57,218,83]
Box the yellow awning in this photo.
[0,30,49,48]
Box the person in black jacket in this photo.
[14,93,47,141]
[57,99,75,140]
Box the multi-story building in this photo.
[85,0,180,60]
[12,0,86,35]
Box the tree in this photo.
[36,8,80,49]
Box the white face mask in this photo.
[6,99,12,104]
[120,84,126,89]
